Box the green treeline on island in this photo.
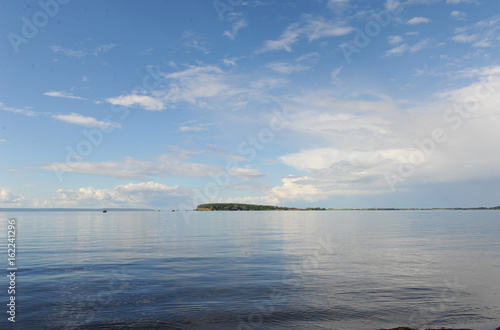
[196,203,500,211]
[197,203,293,211]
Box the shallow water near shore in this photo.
[1,210,499,329]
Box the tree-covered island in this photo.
[196,203,294,211]
[195,203,500,211]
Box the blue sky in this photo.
[1,0,500,209]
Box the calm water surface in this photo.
[0,210,499,329]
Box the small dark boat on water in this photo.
[102,210,107,213]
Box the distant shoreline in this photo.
[195,203,500,212]
[1,206,498,212]
[0,208,156,212]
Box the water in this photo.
[0,210,499,329]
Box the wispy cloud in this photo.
[384,39,429,57]
[105,63,285,112]
[257,15,352,53]
[331,65,344,81]
[452,34,478,43]
[50,45,87,57]
[179,123,208,132]
[223,18,248,40]
[44,91,86,100]
[161,65,237,108]
[222,57,238,66]
[106,94,165,111]
[446,0,474,4]
[45,155,222,180]
[92,43,116,56]
[52,113,121,129]
[50,43,116,57]
[45,151,268,182]
[50,181,182,208]
[254,67,500,202]
[384,43,409,56]
[182,31,210,54]
[327,0,351,11]
[0,188,25,204]
[0,102,41,117]
[453,15,500,48]
[267,62,310,74]
[407,17,432,25]
[450,10,467,21]
[141,47,154,55]
[388,35,404,45]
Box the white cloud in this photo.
[257,22,300,53]
[50,43,116,57]
[44,154,222,180]
[328,0,350,7]
[384,43,409,56]
[384,39,429,56]
[269,176,325,202]
[0,189,25,205]
[161,65,239,108]
[0,139,7,143]
[301,15,353,41]
[452,34,478,43]
[92,43,116,56]
[44,91,86,100]
[407,17,432,25]
[179,124,207,132]
[261,67,500,201]
[52,113,121,129]
[267,62,310,74]
[388,35,404,45]
[223,18,248,40]
[257,15,352,53]
[229,166,269,181]
[106,94,165,111]
[141,47,154,55]
[249,77,289,90]
[222,57,238,66]
[446,0,473,4]
[331,65,344,80]
[297,52,320,62]
[45,150,269,183]
[385,0,401,12]
[105,63,285,112]
[409,39,429,52]
[51,181,182,208]
[2,107,38,116]
[450,10,467,21]
[182,31,209,54]
[50,45,86,57]
[453,16,500,48]
[1,103,41,117]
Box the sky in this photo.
[1,0,500,210]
